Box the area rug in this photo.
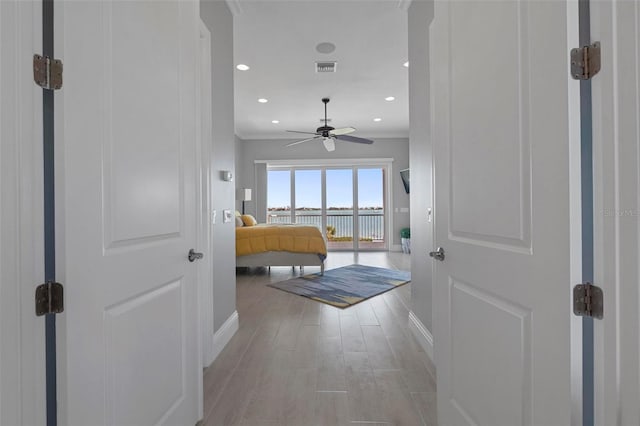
[267,264,411,308]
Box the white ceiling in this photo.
[233,0,409,140]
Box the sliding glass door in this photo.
[357,168,386,250]
[267,169,291,223]
[294,169,322,230]
[326,169,354,250]
[266,164,389,251]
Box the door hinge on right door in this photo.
[571,42,601,80]
[35,281,64,316]
[573,282,603,319]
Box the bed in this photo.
[235,220,327,274]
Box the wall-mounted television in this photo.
[400,168,410,194]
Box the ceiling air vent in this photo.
[315,61,337,73]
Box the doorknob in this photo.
[188,249,203,262]
[429,247,445,261]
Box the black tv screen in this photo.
[400,169,410,194]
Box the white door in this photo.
[592,0,640,424]
[1,1,45,424]
[431,1,580,424]
[58,1,201,424]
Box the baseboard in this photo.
[408,311,434,364]
[210,311,239,365]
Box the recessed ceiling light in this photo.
[236,64,250,71]
[385,96,395,101]
[373,118,382,122]
[403,61,409,68]
[272,120,280,124]
[258,98,268,103]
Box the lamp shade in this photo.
[238,188,252,202]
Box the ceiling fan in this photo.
[285,98,374,152]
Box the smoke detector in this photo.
[315,61,337,73]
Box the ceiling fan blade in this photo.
[322,137,336,152]
[285,136,321,147]
[330,127,356,136]
[335,134,374,144]
[286,130,319,135]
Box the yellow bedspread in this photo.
[236,224,327,258]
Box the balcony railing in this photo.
[267,213,385,242]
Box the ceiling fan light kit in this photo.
[285,98,374,152]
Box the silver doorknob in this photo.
[188,249,203,262]
[429,247,445,261]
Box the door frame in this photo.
[197,20,215,372]
[197,19,213,421]
[591,0,640,424]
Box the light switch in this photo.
[223,210,232,223]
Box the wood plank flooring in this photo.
[202,252,437,426]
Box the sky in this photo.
[267,168,384,209]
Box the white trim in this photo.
[565,1,583,425]
[255,157,394,166]
[408,311,434,363]
[198,20,214,370]
[210,311,239,365]
[197,20,213,422]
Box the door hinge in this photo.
[33,54,63,90]
[573,282,603,319]
[35,281,64,316]
[571,42,601,80]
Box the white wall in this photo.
[236,137,410,248]
[408,0,434,331]
[200,0,237,334]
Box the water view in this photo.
[267,168,386,250]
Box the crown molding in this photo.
[397,0,413,11]
[225,0,243,16]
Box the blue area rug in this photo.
[267,264,411,308]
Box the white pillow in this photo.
[235,216,244,227]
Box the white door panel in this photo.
[432,0,576,424]
[1,1,45,424]
[592,0,640,424]
[59,1,200,424]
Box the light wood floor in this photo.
[202,252,437,426]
